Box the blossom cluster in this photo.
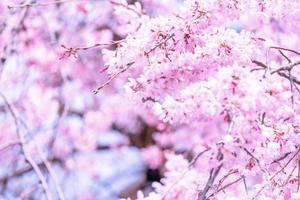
[104,0,300,199]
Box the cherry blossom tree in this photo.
[0,0,173,199]
[102,0,300,199]
[1,0,300,200]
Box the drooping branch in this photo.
[17,116,66,200]
[0,92,53,200]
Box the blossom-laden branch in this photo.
[252,147,300,199]
[93,32,176,94]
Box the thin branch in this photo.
[226,116,235,135]
[273,149,300,177]
[242,176,248,195]
[278,50,291,63]
[272,152,292,164]
[288,70,295,104]
[252,60,268,69]
[0,157,63,184]
[93,61,135,94]
[293,82,300,94]
[277,72,300,85]
[282,164,297,186]
[188,148,211,169]
[0,140,21,152]
[215,169,238,192]
[251,60,268,76]
[241,147,267,174]
[60,43,111,59]
[207,176,243,198]
[269,47,300,56]
[145,33,175,55]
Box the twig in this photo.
[277,72,300,85]
[60,43,110,59]
[0,140,21,152]
[288,70,295,104]
[241,147,267,174]
[93,61,135,94]
[0,157,61,183]
[272,152,291,164]
[251,60,268,76]
[278,50,291,63]
[207,176,243,198]
[242,176,248,195]
[282,164,297,186]
[145,33,175,55]
[215,169,238,191]
[226,116,235,135]
[269,47,300,57]
[252,60,268,69]
[188,148,211,169]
